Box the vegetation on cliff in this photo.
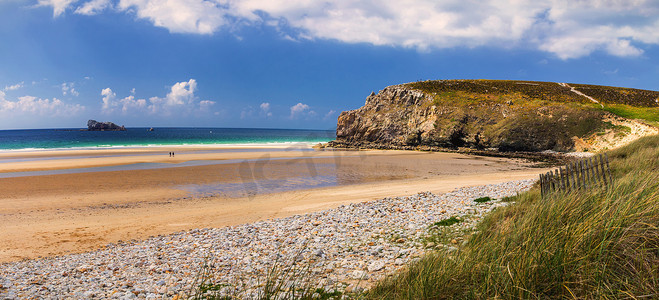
[367,135,659,299]
[333,80,658,152]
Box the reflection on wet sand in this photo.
[0,147,542,262]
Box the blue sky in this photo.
[1,0,658,130]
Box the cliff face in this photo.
[336,85,438,146]
[332,80,659,152]
[87,120,126,131]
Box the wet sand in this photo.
[0,146,548,263]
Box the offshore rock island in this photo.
[330,80,658,152]
[86,119,126,131]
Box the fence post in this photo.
[550,170,555,192]
[585,157,592,186]
[576,161,580,189]
[605,153,613,186]
[590,157,599,187]
[599,154,607,187]
[581,160,588,188]
[560,167,566,192]
[540,173,545,198]
[564,165,571,191]
[571,161,578,190]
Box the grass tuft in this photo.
[433,216,462,227]
[473,196,494,203]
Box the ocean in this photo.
[0,127,336,151]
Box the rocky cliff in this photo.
[87,120,126,131]
[331,80,659,152]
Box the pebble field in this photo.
[0,179,535,299]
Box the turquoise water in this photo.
[0,127,336,150]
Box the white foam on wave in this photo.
[0,141,331,153]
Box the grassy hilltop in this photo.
[334,80,658,152]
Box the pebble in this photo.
[0,180,534,299]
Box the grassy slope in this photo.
[400,80,658,151]
[367,135,659,299]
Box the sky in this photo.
[0,0,658,130]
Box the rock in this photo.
[87,120,126,131]
[121,291,136,299]
[345,284,364,294]
[367,261,385,272]
[327,80,630,152]
[351,270,367,279]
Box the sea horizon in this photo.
[0,127,336,151]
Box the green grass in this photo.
[473,196,494,203]
[602,104,659,127]
[367,135,659,299]
[433,216,462,227]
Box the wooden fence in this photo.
[540,153,613,198]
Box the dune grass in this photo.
[367,135,659,299]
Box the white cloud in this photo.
[199,100,216,111]
[0,91,85,116]
[75,0,111,15]
[102,79,214,116]
[290,102,315,119]
[102,88,147,114]
[117,0,227,34]
[323,109,336,120]
[148,79,198,114]
[121,95,147,113]
[3,82,24,91]
[61,82,79,97]
[240,108,252,119]
[259,102,272,117]
[41,0,659,59]
[37,0,78,17]
[101,87,116,113]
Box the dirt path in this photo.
[559,82,604,108]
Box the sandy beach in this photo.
[0,146,549,263]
